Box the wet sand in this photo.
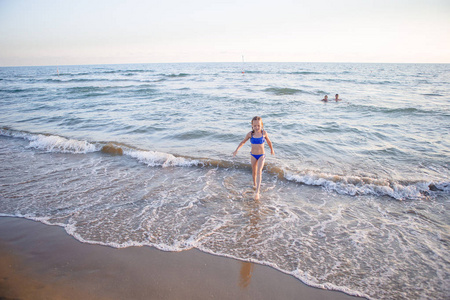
[0,217,365,299]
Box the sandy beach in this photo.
[0,217,364,300]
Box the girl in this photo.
[233,116,275,200]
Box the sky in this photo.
[0,0,449,66]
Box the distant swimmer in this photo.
[335,94,341,101]
[321,95,328,102]
[233,116,275,200]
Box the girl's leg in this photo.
[254,156,265,200]
[251,156,257,189]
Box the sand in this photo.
[0,217,365,300]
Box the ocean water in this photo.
[0,62,449,299]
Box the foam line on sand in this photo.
[0,217,365,300]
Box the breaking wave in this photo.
[1,128,448,201]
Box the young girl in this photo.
[233,116,275,200]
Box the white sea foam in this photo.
[283,170,439,200]
[0,129,98,154]
[125,149,200,167]
[434,182,450,192]
[27,134,98,154]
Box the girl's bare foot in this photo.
[255,192,260,200]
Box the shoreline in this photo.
[0,216,365,299]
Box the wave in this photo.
[67,86,110,93]
[126,148,200,167]
[0,128,201,167]
[29,135,97,153]
[283,170,448,200]
[45,78,92,83]
[65,84,158,96]
[314,78,399,85]
[164,73,190,78]
[347,103,445,117]
[240,70,322,75]
[422,93,443,97]
[117,69,155,74]
[264,87,312,95]
[240,70,322,76]
[363,80,399,85]
[0,128,98,154]
[1,87,46,94]
[242,70,263,74]
[56,69,156,76]
[1,128,448,200]
[46,78,144,83]
[290,71,321,75]
[56,72,90,76]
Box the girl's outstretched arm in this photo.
[265,132,275,155]
[233,132,251,156]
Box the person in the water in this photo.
[321,95,328,102]
[335,94,341,101]
[233,116,275,200]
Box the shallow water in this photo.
[1,62,449,299]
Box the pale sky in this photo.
[0,0,449,66]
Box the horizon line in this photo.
[1,61,449,68]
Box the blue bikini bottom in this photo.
[251,153,265,160]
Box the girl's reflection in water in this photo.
[239,262,254,288]
[239,199,261,289]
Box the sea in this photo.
[0,62,449,299]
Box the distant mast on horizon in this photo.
[242,55,245,74]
